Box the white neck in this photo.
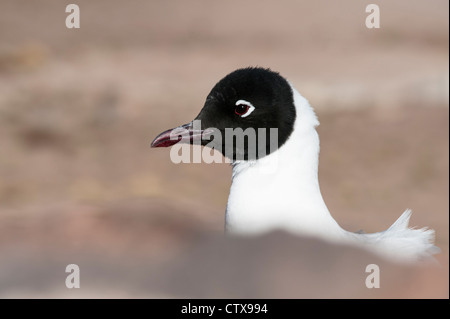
[225,86,344,239]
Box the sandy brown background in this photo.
[0,0,448,298]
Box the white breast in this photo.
[224,85,438,263]
[226,86,345,240]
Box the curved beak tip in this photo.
[150,129,182,148]
[151,122,213,149]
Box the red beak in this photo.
[151,122,213,148]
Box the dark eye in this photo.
[235,104,249,116]
[234,100,255,118]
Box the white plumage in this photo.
[225,84,438,263]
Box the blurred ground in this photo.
[0,0,448,298]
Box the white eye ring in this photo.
[235,100,255,118]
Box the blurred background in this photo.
[0,0,448,298]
